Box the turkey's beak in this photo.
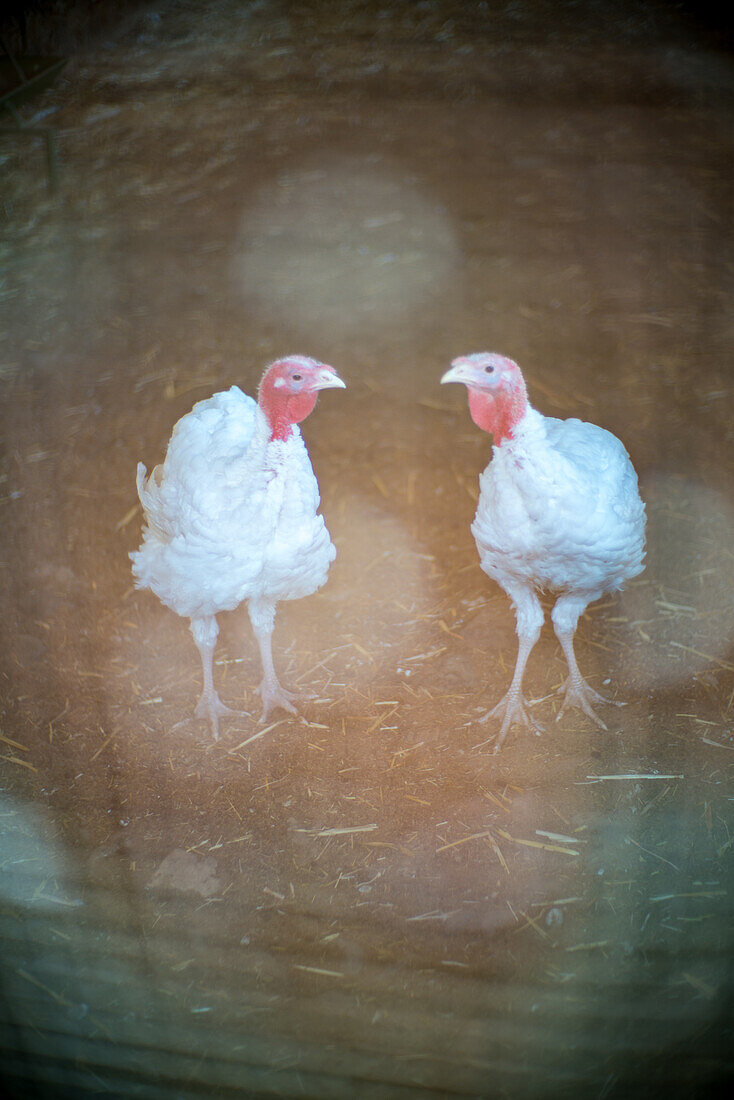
[312,367,346,391]
[441,362,471,386]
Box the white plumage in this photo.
[131,356,345,737]
[442,352,645,750]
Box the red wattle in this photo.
[259,386,318,441]
[468,385,526,444]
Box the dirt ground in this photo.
[1,1,733,1097]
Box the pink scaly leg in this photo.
[551,592,620,729]
[554,630,612,729]
[190,616,241,739]
[479,582,544,752]
[248,598,298,723]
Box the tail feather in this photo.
[136,461,169,541]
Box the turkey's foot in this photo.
[479,690,544,753]
[258,677,298,723]
[195,691,242,740]
[555,677,617,729]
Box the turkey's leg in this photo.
[480,584,544,751]
[248,598,298,723]
[551,593,615,728]
[190,615,240,739]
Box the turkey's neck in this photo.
[468,381,528,445]
[258,391,317,442]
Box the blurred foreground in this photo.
[1,2,733,1096]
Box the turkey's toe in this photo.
[258,679,299,723]
[195,692,242,740]
[479,690,543,752]
[556,677,609,729]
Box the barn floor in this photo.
[1,1,733,1097]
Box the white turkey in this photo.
[131,356,345,737]
[441,352,646,751]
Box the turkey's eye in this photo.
[292,373,302,382]
[484,365,494,374]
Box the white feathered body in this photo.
[472,407,646,598]
[131,386,335,619]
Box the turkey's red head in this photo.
[258,356,345,441]
[441,353,528,444]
